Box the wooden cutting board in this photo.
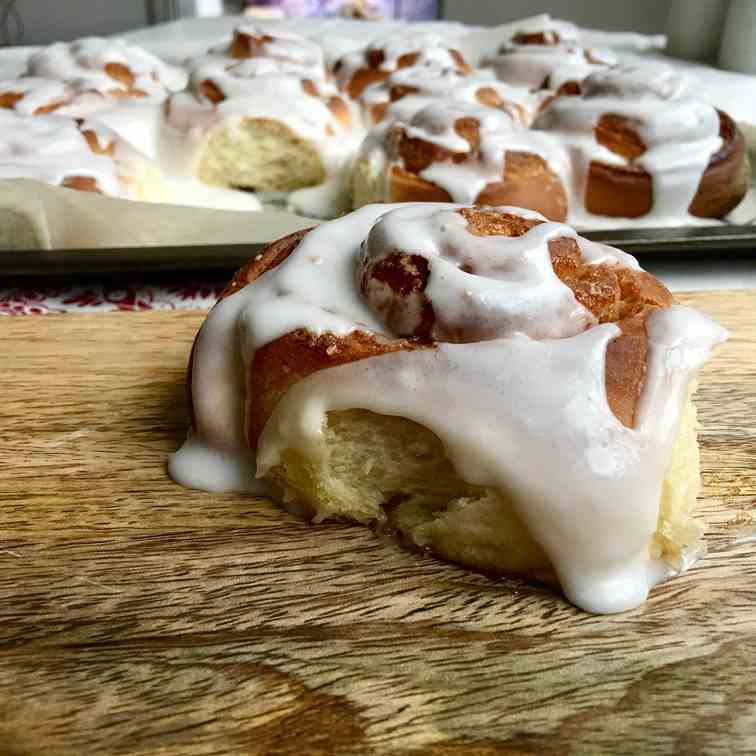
[1,291,755,756]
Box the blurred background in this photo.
[5,0,753,73]
[0,0,672,46]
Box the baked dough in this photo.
[171,203,728,613]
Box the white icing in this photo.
[163,177,263,211]
[211,25,326,71]
[360,204,597,340]
[365,100,570,205]
[507,17,582,46]
[171,203,728,613]
[0,77,72,115]
[168,430,264,494]
[164,49,365,217]
[486,43,616,91]
[361,65,540,127]
[334,34,467,95]
[26,37,187,102]
[0,109,121,196]
[534,64,724,225]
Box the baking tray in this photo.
[1,224,755,278]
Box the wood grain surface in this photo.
[1,291,755,756]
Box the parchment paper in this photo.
[0,179,318,251]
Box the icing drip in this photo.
[373,101,570,205]
[534,64,724,224]
[255,305,725,614]
[26,37,187,102]
[171,203,728,613]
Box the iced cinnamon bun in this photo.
[361,64,541,127]
[0,109,164,201]
[170,203,727,614]
[484,28,616,97]
[164,53,362,215]
[533,64,750,225]
[351,101,570,220]
[211,25,326,74]
[333,34,471,100]
[26,37,187,104]
[0,77,79,116]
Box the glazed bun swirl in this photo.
[485,36,616,96]
[219,25,326,71]
[0,109,120,195]
[26,37,187,102]
[174,202,729,614]
[0,77,78,116]
[183,55,353,131]
[357,204,667,346]
[533,64,749,221]
[508,18,582,47]
[353,100,570,220]
[334,34,471,100]
[361,64,540,127]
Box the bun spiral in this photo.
[171,203,727,614]
[533,64,750,222]
[352,101,570,220]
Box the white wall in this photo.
[15,1,149,45]
[443,0,670,33]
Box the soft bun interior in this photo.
[267,384,702,581]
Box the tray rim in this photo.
[1,225,755,278]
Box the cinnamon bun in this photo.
[215,25,326,73]
[170,203,727,614]
[351,101,570,221]
[533,64,750,224]
[0,109,164,201]
[333,34,471,100]
[26,37,187,104]
[0,77,82,116]
[484,27,616,97]
[166,32,362,214]
[360,64,541,127]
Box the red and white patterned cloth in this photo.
[0,281,226,315]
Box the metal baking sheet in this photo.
[0,225,755,278]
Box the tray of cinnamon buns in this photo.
[0,14,755,262]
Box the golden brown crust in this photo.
[586,109,748,219]
[60,175,103,193]
[0,91,24,110]
[0,90,70,115]
[103,62,147,99]
[604,311,650,428]
[247,329,421,447]
[229,30,275,60]
[689,110,749,218]
[196,209,676,450]
[200,79,225,104]
[511,31,563,46]
[219,228,313,300]
[80,128,114,157]
[356,208,673,425]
